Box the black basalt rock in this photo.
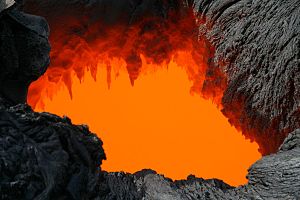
[0,4,50,104]
[0,99,106,200]
[0,4,106,200]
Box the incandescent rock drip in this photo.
[22,0,207,109]
[22,0,300,155]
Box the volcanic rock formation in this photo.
[196,0,300,155]
[1,0,300,199]
[0,1,50,104]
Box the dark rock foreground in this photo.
[1,0,300,199]
[1,100,299,199]
[0,100,105,200]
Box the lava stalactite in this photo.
[28,5,220,109]
[24,1,262,185]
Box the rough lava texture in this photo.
[97,133,300,199]
[1,100,299,200]
[1,0,300,199]
[0,99,106,200]
[196,0,300,155]
[0,4,106,199]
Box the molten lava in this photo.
[28,8,214,108]
[33,63,260,186]
[28,5,261,186]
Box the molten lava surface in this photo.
[34,62,261,186]
[27,5,261,186]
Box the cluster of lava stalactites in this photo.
[25,3,263,186]
[28,7,221,108]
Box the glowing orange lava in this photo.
[28,6,261,186]
[33,60,261,186]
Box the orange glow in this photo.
[27,8,218,109]
[34,61,261,186]
[28,6,261,186]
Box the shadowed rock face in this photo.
[0,5,105,200]
[0,3,50,104]
[0,101,106,200]
[1,0,300,199]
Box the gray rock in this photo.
[196,0,300,155]
[0,99,106,200]
[95,132,300,199]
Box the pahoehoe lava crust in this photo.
[1,0,300,199]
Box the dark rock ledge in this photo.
[1,100,299,199]
[1,0,300,199]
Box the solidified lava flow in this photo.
[26,1,261,186]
